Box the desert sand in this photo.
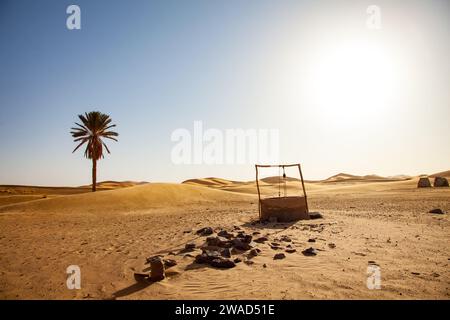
[0,174,449,300]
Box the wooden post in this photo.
[297,164,309,214]
[255,165,261,221]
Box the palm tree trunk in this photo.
[92,158,97,192]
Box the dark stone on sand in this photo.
[232,238,252,251]
[195,250,221,264]
[433,177,449,187]
[328,243,336,249]
[308,238,316,243]
[221,248,231,258]
[273,253,286,260]
[233,258,242,263]
[302,247,317,256]
[163,259,177,268]
[254,236,268,243]
[210,258,236,269]
[185,243,196,250]
[429,208,445,214]
[206,236,232,248]
[280,235,292,242]
[196,227,213,236]
[248,248,261,257]
[217,230,234,239]
[285,248,296,253]
[149,256,165,281]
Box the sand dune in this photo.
[0,183,253,215]
[0,172,449,300]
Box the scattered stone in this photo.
[233,226,241,230]
[221,248,231,258]
[232,238,252,251]
[206,236,232,248]
[252,231,261,236]
[302,247,317,256]
[308,238,316,243]
[133,272,149,282]
[163,259,177,268]
[309,212,323,219]
[417,177,431,188]
[237,234,252,243]
[429,208,445,214]
[254,236,268,243]
[233,258,242,263]
[328,243,336,249]
[433,177,449,187]
[184,253,194,258]
[183,229,192,234]
[217,230,234,239]
[285,248,296,253]
[185,243,196,251]
[210,258,236,269]
[244,259,254,265]
[280,235,292,242]
[149,256,165,281]
[368,260,377,265]
[263,264,267,268]
[248,248,261,257]
[146,255,163,264]
[273,253,286,260]
[196,227,213,236]
[411,272,420,276]
[196,249,222,263]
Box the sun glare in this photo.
[306,40,398,125]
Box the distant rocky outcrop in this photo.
[417,177,431,188]
[433,177,449,187]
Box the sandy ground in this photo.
[0,177,449,299]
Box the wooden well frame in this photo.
[255,164,309,222]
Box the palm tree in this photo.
[70,111,118,192]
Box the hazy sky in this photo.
[0,0,449,186]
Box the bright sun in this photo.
[306,40,398,125]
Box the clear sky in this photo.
[0,0,449,186]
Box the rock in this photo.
[233,258,242,263]
[280,235,292,242]
[254,236,268,243]
[248,248,261,257]
[163,259,177,268]
[217,230,234,239]
[195,250,221,264]
[183,229,192,233]
[149,257,165,281]
[263,264,267,268]
[206,236,232,248]
[302,247,317,256]
[240,234,253,243]
[308,238,316,243]
[133,272,149,282]
[433,177,449,187]
[210,258,236,269]
[184,253,194,258]
[328,243,336,249]
[252,231,261,236]
[231,238,252,251]
[196,227,213,236]
[285,248,296,253]
[309,212,323,219]
[271,242,281,247]
[244,259,254,265]
[273,253,286,260]
[221,248,231,258]
[417,177,431,188]
[429,208,445,214]
[146,255,163,264]
[185,243,196,250]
